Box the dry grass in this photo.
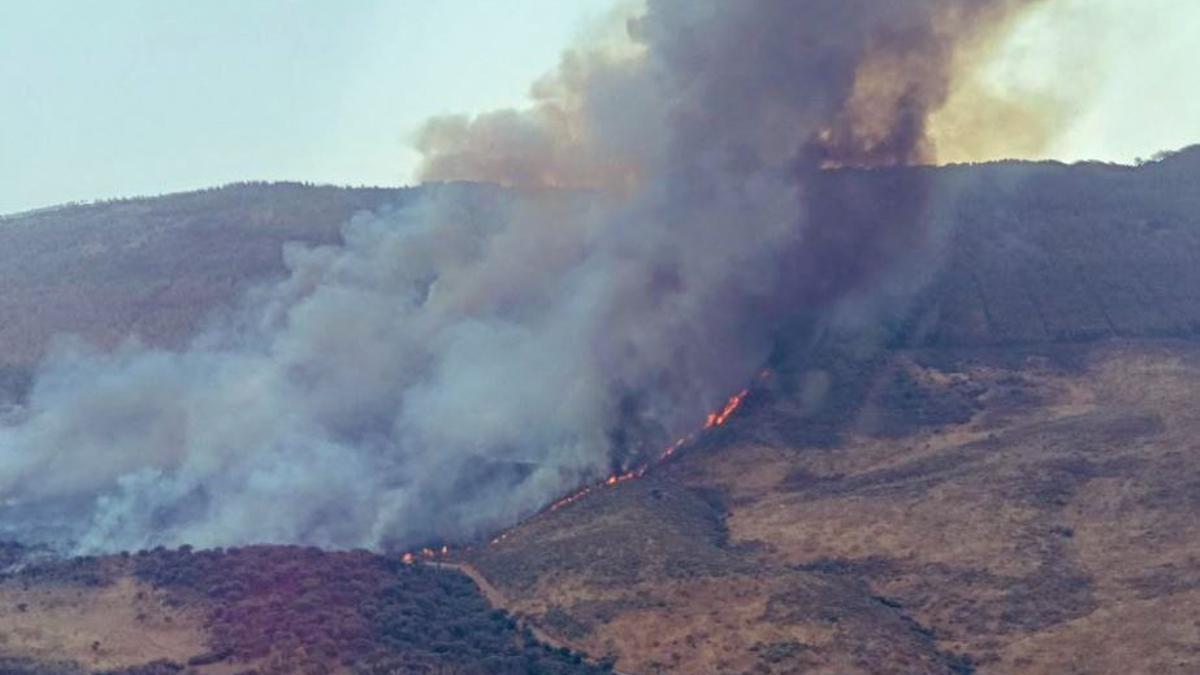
[470,340,1200,674]
[0,545,607,675]
[996,589,1200,674]
[0,576,208,670]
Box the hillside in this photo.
[2,153,1197,373]
[1,153,1197,381]
[0,184,409,387]
[459,150,1200,673]
[0,544,609,674]
[3,150,1200,673]
[472,340,1200,673]
[903,154,1200,345]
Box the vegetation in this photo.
[3,151,1200,673]
[905,152,1200,346]
[0,183,419,379]
[130,545,608,674]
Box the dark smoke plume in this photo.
[0,0,1041,552]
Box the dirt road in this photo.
[428,561,632,675]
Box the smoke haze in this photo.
[0,0,1048,552]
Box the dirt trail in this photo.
[428,561,633,675]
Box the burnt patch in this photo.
[748,344,892,449]
[910,344,1092,376]
[996,560,1096,634]
[7,552,116,589]
[0,658,87,675]
[863,368,983,438]
[1001,455,1145,508]
[763,570,975,675]
[783,436,998,500]
[749,640,822,673]
[793,556,907,579]
[547,594,668,640]
[102,661,187,675]
[1134,451,1200,513]
[542,605,599,641]
[779,468,846,492]
[787,549,1095,649]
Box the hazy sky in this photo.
[1,0,1198,215]
[0,0,614,214]
[995,0,1200,165]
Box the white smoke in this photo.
[0,0,1038,552]
[0,176,791,552]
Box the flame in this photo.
[400,544,452,565]
[540,382,760,517]
[704,389,749,429]
[659,435,689,461]
[407,375,769,559]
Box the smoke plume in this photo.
[0,0,1043,552]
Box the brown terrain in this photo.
[0,575,207,672]
[474,341,1200,674]
[2,150,1200,673]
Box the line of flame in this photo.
[404,377,762,562]
[401,544,451,565]
[542,387,753,516]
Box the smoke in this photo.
[933,0,1200,165]
[0,0,1043,553]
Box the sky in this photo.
[0,0,615,214]
[989,0,1200,165]
[1,0,1198,215]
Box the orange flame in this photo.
[400,544,452,565]
[704,389,749,429]
[538,384,757,518]
[427,372,768,552]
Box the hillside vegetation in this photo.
[474,340,1200,673]
[904,152,1200,345]
[2,150,1200,673]
[0,183,409,379]
[1,152,1197,377]
[0,545,609,674]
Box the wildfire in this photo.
[606,470,640,486]
[547,487,594,512]
[401,544,451,565]
[704,389,749,429]
[659,435,689,461]
[407,375,765,561]
[545,384,756,515]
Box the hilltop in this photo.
[0,183,408,379]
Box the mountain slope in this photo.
[471,340,1200,673]
[2,150,1200,673]
[0,545,610,674]
[0,183,410,378]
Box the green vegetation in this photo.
[131,545,609,674]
